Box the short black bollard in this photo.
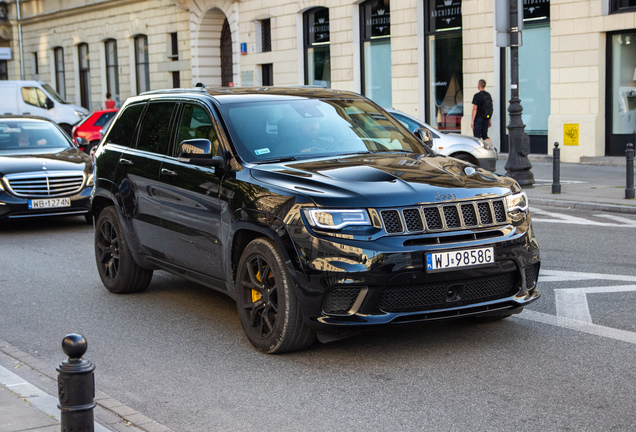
[552,142,561,194]
[57,334,96,431]
[627,143,635,199]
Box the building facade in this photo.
[1,0,635,162]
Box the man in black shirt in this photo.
[471,79,493,141]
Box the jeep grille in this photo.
[379,198,508,234]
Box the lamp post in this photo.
[503,0,534,185]
[16,0,24,79]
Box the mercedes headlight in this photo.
[303,208,371,230]
[505,191,528,214]
[86,173,94,187]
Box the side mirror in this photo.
[45,97,54,110]
[415,128,434,147]
[75,137,90,149]
[177,139,225,169]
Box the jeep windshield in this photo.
[216,98,430,163]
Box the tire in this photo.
[94,206,153,294]
[86,141,100,158]
[235,237,316,354]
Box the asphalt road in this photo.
[1,208,636,431]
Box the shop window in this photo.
[304,7,331,88]
[262,63,273,86]
[425,0,462,132]
[53,47,65,99]
[135,35,150,94]
[360,0,391,108]
[606,31,636,156]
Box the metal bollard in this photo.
[627,143,635,200]
[57,334,96,431]
[552,142,561,194]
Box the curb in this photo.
[0,338,171,432]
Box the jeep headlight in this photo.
[505,191,528,214]
[303,208,371,230]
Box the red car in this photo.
[72,109,118,155]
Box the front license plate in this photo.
[28,198,71,209]
[426,247,494,272]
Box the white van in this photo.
[0,80,89,135]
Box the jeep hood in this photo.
[250,153,517,207]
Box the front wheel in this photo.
[235,237,316,354]
[94,206,153,294]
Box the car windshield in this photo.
[41,83,69,104]
[217,98,429,163]
[0,120,72,152]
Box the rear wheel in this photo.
[86,141,100,158]
[94,206,152,294]
[235,237,316,354]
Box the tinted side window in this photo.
[94,111,117,127]
[176,104,218,156]
[137,102,176,155]
[106,104,145,147]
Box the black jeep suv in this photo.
[92,87,540,353]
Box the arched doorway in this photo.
[221,18,233,86]
[191,2,238,87]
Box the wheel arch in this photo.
[449,151,479,165]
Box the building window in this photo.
[31,52,38,78]
[256,19,271,53]
[304,7,331,88]
[53,47,66,99]
[425,0,462,132]
[360,0,391,108]
[105,39,119,105]
[0,60,8,80]
[78,43,90,109]
[221,19,233,86]
[134,34,150,94]
[169,32,178,60]
[610,0,636,14]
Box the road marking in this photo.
[518,310,636,345]
[531,208,636,227]
[517,269,636,345]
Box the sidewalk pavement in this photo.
[496,155,636,214]
[0,339,169,432]
[1,155,634,432]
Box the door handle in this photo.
[119,158,133,165]
[161,168,177,177]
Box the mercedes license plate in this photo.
[28,198,71,209]
[426,247,494,272]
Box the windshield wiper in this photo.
[254,156,298,164]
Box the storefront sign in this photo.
[429,0,462,32]
[564,124,579,146]
[524,0,550,21]
[309,8,330,44]
[0,47,11,60]
[363,0,390,39]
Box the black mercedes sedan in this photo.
[0,116,93,222]
[92,87,540,354]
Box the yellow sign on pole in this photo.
[564,124,579,146]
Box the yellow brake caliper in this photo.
[252,267,273,303]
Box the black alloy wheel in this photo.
[235,237,315,354]
[94,206,152,294]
